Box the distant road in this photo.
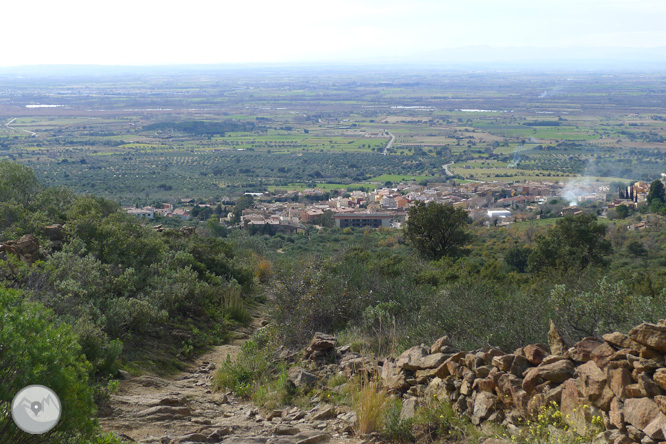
[383,131,395,155]
[5,118,37,136]
[442,162,454,175]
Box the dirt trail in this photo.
[100,316,363,444]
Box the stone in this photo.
[400,397,418,421]
[381,359,409,392]
[430,335,452,354]
[594,385,615,412]
[548,319,571,355]
[288,367,318,388]
[653,369,666,391]
[415,353,447,370]
[135,405,190,418]
[593,343,619,370]
[522,358,574,392]
[0,234,41,264]
[643,413,666,440]
[509,354,531,378]
[608,361,634,400]
[613,436,634,444]
[605,332,642,351]
[274,426,301,435]
[309,332,337,352]
[396,345,429,370]
[44,224,64,241]
[610,398,626,430]
[629,323,666,353]
[569,337,604,363]
[492,354,514,372]
[624,398,660,432]
[471,392,497,425]
[636,373,663,398]
[560,378,582,419]
[524,344,549,365]
[655,396,666,416]
[578,360,608,401]
[312,405,336,420]
[296,434,329,444]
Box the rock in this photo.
[396,345,429,370]
[381,359,408,391]
[430,335,452,354]
[523,344,549,365]
[177,433,208,442]
[309,332,337,352]
[0,234,41,264]
[593,343,618,370]
[629,323,666,353]
[608,361,634,400]
[655,396,666,415]
[339,355,375,378]
[548,319,571,355]
[522,359,574,392]
[610,398,626,430]
[604,332,642,351]
[472,392,497,425]
[643,413,666,440]
[509,354,531,378]
[653,369,666,391]
[578,360,608,401]
[624,398,660,432]
[415,353,447,370]
[312,405,336,420]
[44,224,64,241]
[492,354,514,372]
[288,367,318,388]
[295,434,329,444]
[613,436,635,444]
[636,373,662,398]
[135,406,190,418]
[569,337,604,363]
[400,397,418,421]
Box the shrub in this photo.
[213,333,271,397]
[0,286,97,443]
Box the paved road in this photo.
[5,118,37,136]
[442,162,454,175]
[383,131,395,155]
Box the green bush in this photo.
[0,286,97,443]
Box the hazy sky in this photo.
[3,0,665,65]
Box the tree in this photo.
[647,180,665,204]
[404,202,471,260]
[529,213,612,272]
[615,204,629,219]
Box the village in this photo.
[124,178,654,234]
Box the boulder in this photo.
[492,354,514,372]
[509,354,531,378]
[309,332,337,351]
[430,335,452,354]
[472,392,497,425]
[400,398,418,421]
[396,345,429,371]
[610,397,625,430]
[608,361,634,400]
[44,224,64,241]
[604,332,642,352]
[522,359,574,392]
[524,344,549,365]
[629,323,666,353]
[381,359,409,392]
[653,369,666,391]
[569,337,604,363]
[593,343,618,370]
[0,234,41,264]
[578,360,608,401]
[624,398,659,432]
[548,319,571,355]
[288,367,317,388]
[415,353,447,370]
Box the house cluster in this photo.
[125,179,655,230]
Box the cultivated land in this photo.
[2,68,666,204]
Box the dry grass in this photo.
[352,378,390,435]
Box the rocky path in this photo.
[100,319,363,444]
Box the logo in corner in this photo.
[11,385,61,434]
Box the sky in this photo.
[2,0,666,66]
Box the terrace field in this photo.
[2,67,666,204]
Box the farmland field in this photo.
[2,67,666,204]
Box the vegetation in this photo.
[404,202,471,260]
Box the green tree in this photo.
[529,214,612,272]
[0,160,40,206]
[404,202,471,260]
[647,180,665,204]
[615,204,629,219]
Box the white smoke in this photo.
[561,159,598,206]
